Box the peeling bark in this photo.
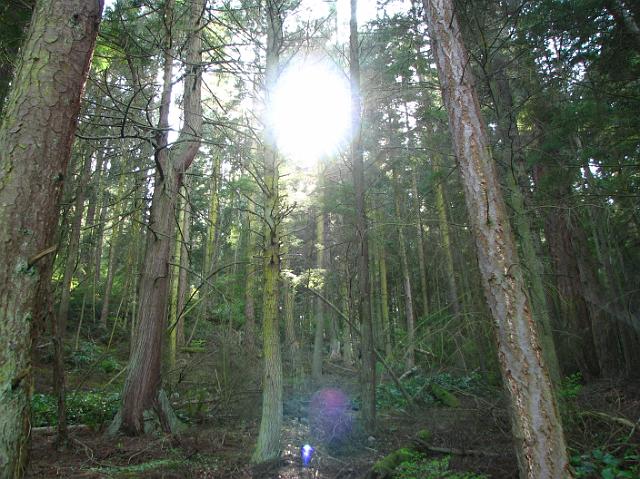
[423,0,571,476]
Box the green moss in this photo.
[416,429,432,442]
[430,384,460,408]
[371,448,418,478]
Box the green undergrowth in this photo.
[31,390,121,427]
[67,340,121,373]
[372,449,487,479]
[376,372,480,410]
[395,454,488,479]
[571,448,640,478]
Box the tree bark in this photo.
[251,0,284,463]
[112,0,203,436]
[422,0,571,476]
[0,0,102,476]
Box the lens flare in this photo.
[269,57,351,167]
[301,444,314,467]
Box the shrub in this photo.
[31,390,121,428]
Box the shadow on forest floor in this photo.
[26,359,640,478]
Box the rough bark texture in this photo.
[251,0,283,463]
[377,238,392,358]
[114,0,203,436]
[350,0,376,434]
[0,0,102,476]
[422,0,571,477]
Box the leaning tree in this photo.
[0,0,103,477]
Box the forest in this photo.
[0,0,639,477]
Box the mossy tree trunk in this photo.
[0,0,102,476]
[251,0,284,463]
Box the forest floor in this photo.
[26,336,640,478]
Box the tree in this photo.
[0,0,35,116]
[0,0,103,476]
[251,0,285,463]
[422,0,571,476]
[110,0,204,436]
[350,0,376,434]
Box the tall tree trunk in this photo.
[341,276,354,364]
[0,0,102,476]
[434,164,461,316]
[392,167,416,369]
[311,208,326,382]
[252,0,284,463]
[350,0,376,434]
[488,55,561,385]
[176,182,191,348]
[422,1,571,476]
[244,205,257,351]
[99,174,126,330]
[411,169,430,318]
[377,237,393,358]
[534,162,603,379]
[111,0,203,436]
[201,156,220,321]
[282,247,303,386]
[53,151,92,445]
[167,185,187,379]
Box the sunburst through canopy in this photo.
[268,57,352,168]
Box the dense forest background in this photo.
[0,0,639,477]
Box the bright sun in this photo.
[269,58,351,168]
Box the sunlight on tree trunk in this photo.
[252,0,284,464]
[423,0,571,476]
